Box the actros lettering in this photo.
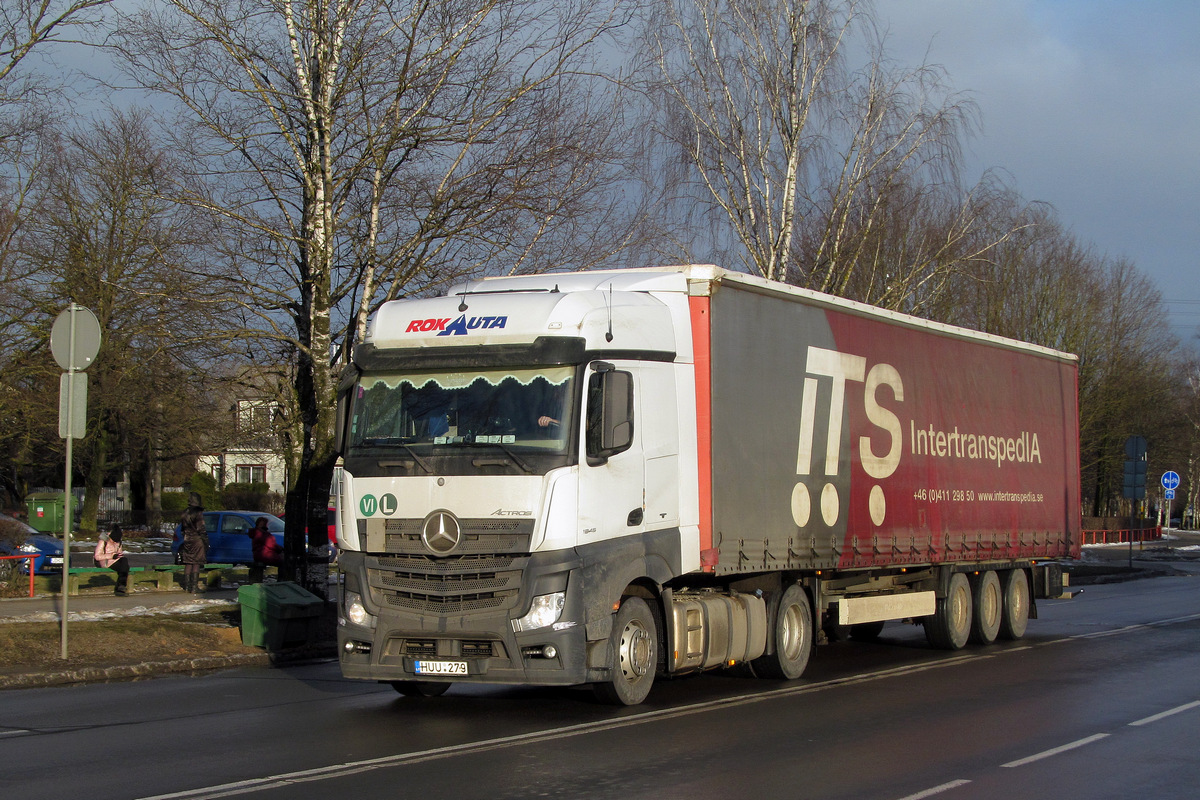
[792,346,903,529]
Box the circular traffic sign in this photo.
[1161,471,1181,490]
[50,305,101,371]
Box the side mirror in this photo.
[333,366,360,454]
[586,366,634,464]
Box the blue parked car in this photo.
[0,517,65,576]
[172,511,285,566]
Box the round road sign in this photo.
[1161,471,1181,490]
[50,305,101,371]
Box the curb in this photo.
[0,646,339,690]
[0,652,272,689]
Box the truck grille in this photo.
[365,519,532,616]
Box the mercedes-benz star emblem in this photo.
[421,510,462,555]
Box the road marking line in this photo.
[1072,612,1200,640]
[894,779,972,800]
[1129,700,1200,727]
[1001,733,1109,768]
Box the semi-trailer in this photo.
[334,265,1080,704]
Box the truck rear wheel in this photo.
[969,570,1002,644]
[924,572,972,650]
[998,569,1030,640]
[754,584,813,680]
[593,596,658,706]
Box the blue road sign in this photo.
[1165,489,1176,500]
[1162,471,1181,490]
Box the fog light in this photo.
[542,644,557,659]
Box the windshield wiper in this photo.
[466,440,535,474]
[378,444,434,474]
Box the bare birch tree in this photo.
[646,0,980,310]
[110,0,636,583]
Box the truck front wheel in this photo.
[924,572,972,650]
[754,584,813,680]
[594,596,658,706]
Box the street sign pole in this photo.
[61,311,76,660]
[50,304,101,660]
[1161,472,1181,534]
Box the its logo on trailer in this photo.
[793,346,903,529]
[405,315,509,335]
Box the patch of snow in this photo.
[0,598,235,624]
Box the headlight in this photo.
[19,543,39,553]
[344,590,375,628]
[511,592,565,633]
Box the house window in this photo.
[236,465,267,484]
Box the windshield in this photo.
[348,366,575,461]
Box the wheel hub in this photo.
[619,621,652,679]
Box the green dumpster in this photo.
[238,582,323,650]
[25,492,65,533]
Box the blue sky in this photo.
[881,0,1200,349]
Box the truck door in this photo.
[578,361,645,545]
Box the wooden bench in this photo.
[66,566,158,595]
[66,564,241,594]
[152,564,236,591]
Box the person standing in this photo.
[94,523,130,596]
[248,516,283,583]
[179,492,208,593]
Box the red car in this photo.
[280,506,338,547]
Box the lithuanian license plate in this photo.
[415,660,467,676]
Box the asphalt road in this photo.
[3,569,1200,800]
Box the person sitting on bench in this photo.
[94,524,130,596]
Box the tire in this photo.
[924,572,972,650]
[998,569,1031,640]
[753,584,813,680]
[969,570,1002,644]
[389,681,451,697]
[593,596,658,706]
[849,620,886,641]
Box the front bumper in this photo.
[337,549,593,687]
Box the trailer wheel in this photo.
[593,596,658,706]
[998,569,1030,640]
[924,572,972,650]
[754,584,813,680]
[969,570,1002,644]
[389,681,450,697]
